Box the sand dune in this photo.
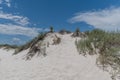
[0,34,111,80]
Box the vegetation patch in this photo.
[72,28,86,37]
[0,44,18,50]
[52,34,61,45]
[75,29,120,80]
[59,29,71,35]
[14,33,46,55]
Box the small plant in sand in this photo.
[75,29,120,80]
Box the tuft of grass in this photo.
[75,29,120,79]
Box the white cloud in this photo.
[0,11,48,37]
[0,0,11,7]
[0,24,40,37]
[0,12,29,26]
[44,28,50,32]
[0,0,3,4]
[12,37,21,43]
[0,12,37,37]
[0,0,47,38]
[5,0,11,7]
[69,7,120,31]
[13,37,21,42]
[12,37,25,45]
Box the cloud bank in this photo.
[69,7,120,31]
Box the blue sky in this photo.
[0,0,120,45]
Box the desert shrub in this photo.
[75,29,120,79]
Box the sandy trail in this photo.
[0,34,111,80]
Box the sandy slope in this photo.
[0,34,112,80]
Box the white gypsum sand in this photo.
[0,34,112,80]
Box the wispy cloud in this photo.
[12,37,21,44]
[0,0,49,38]
[12,37,21,42]
[0,0,42,37]
[0,24,41,37]
[0,0,11,7]
[0,11,40,37]
[0,0,2,4]
[0,12,29,26]
[5,0,11,7]
[69,7,120,31]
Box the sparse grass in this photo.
[75,29,120,79]
[72,28,81,37]
[0,44,18,50]
[14,33,46,55]
[72,28,86,38]
[59,29,71,35]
